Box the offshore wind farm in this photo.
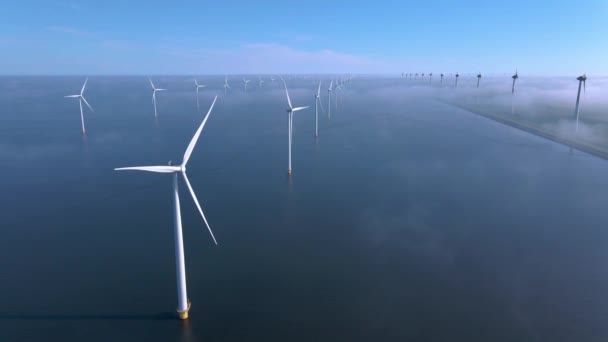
[1,1,608,342]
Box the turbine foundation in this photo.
[177,301,191,320]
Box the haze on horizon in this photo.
[1,0,607,75]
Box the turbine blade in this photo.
[80,77,88,95]
[284,81,293,110]
[181,172,218,245]
[317,81,321,97]
[318,96,325,112]
[183,96,218,166]
[65,95,80,98]
[148,77,155,90]
[81,96,94,112]
[114,166,180,173]
[292,106,309,112]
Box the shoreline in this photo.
[446,102,608,160]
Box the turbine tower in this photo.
[149,77,166,118]
[114,96,219,320]
[574,74,587,133]
[64,77,94,135]
[476,73,482,88]
[315,81,325,137]
[284,82,309,175]
[455,73,460,88]
[193,79,206,108]
[429,73,433,84]
[327,81,333,120]
[440,73,444,87]
[511,69,518,94]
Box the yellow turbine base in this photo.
[177,301,191,320]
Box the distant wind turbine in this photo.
[243,78,250,91]
[149,77,166,118]
[193,79,206,108]
[476,73,482,88]
[327,80,333,120]
[284,82,309,175]
[574,74,587,133]
[259,76,264,87]
[223,76,231,95]
[440,73,444,87]
[65,78,94,135]
[415,73,418,80]
[114,96,219,320]
[455,73,460,88]
[421,73,425,80]
[429,73,433,84]
[315,81,325,137]
[511,69,518,94]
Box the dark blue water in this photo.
[1,76,607,341]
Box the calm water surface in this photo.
[0,76,607,341]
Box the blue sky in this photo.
[1,0,607,75]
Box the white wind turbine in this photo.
[114,96,219,320]
[284,81,309,175]
[193,79,206,108]
[258,77,264,87]
[149,77,166,117]
[65,77,94,135]
[243,78,251,91]
[327,80,333,120]
[223,76,231,95]
[315,81,325,137]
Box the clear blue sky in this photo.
[1,0,607,75]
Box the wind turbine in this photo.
[440,73,444,87]
[65,77,94,135]
[476,73,482,88]
[223,76,231,95]
[149,77,166,118]
[270,76,276,83]
[193,79,206,108]
[455,73,460,88]
[259,76,264,87]
[429,73,433,84]
[327,80,333,120]
[243,78,250,91]
[574,74,587,133]
[315,81,325,137]
[415,73,418,80]
[284,82,309,175]
[421,73,425,80]
[511,69,518,94]
[114,96,219,320]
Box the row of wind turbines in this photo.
[400,71,589,128]
[64,75,349,319]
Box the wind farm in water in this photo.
[1,74,608,341]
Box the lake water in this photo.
[1,76,607,341]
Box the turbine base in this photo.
[288,169,292,176]
[177,301,191,320]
